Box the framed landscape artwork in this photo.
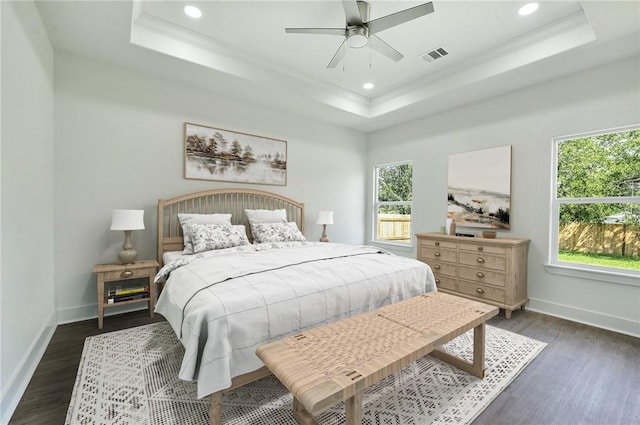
[447,145,511,229]
[184,122,287,186]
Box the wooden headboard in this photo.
[157,188,305,266]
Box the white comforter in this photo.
[155,242,436,398]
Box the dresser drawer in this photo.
[459,266,506,286]
[427,261,457,277]
[458,280,505,304]
[434,275,457,291]
[420,239,457,250]
[420,247,457,263]
[459,252,506,271]
[459,242,506,255]
[103,267,153,281]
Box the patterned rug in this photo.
[66,322,546,425]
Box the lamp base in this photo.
[118,230,138,264]
[319,224,329,243]
[118,249,138,265]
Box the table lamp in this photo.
[317,211,334,242]
[110,209,145,264]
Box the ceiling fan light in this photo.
[184,5,202,19]
[346,27,369,48]
[363,82,374,90]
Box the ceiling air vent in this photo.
[420,47,449,62]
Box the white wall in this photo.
[367,56,640,337]
[53,52,368,323]
[0,2,56,423]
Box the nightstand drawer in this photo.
[459,266,506,286]
[103,267,154,281]
[458,280,505,303]
[459,252,506,271]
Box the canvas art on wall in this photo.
[184,122,287,186]
[447,145,511,229]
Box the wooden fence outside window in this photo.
[559,222,639,257]
[377,214,411,242]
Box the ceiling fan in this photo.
[285,0,435,68]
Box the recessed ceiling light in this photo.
[184,5,202,19]
[518,2,539,16]
[363,82,374,90]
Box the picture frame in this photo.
[447,145,512,229]
[184,122,287,186]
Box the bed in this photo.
[153,188,437,425]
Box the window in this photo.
[550,126,640,279]
[374,161,413,245]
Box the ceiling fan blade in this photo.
[285,28,346,36]
[342,0,363,26]
[369,34,404,62]
[365,2,434,33]
[327,40,347,68]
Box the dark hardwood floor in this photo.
[9,309,640,425]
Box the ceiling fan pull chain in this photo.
[342,42,346,72]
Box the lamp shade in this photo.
[110,209,145,231]
[317,211,334,225]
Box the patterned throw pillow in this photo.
[186,223,250,254]
[178,213,233,254]
[252,222,306,243]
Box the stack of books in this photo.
[107,285,149,304]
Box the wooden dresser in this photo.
[416,233,530,319]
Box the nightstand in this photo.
[92,260,159,329]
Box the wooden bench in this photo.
[256,292,499,425]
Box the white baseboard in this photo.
[0,311,57,425]
[527,297,640,338]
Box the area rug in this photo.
[65,322,546,425]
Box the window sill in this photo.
[370,240,414,252]
[545,263,640,287]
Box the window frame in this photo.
[548,125,640,287]
[372,160,414,248]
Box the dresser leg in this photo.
[505,309,512,319]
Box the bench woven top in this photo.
[256,292,498,416]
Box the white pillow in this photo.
[186,223,250,254]
[244,209,287,225]
[252,222,306,243]
[178,213,232,254]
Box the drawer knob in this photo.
[121,270,134,278]
[476,288,485,294]
[435,241,440,246]
[434,265,441,270]
[435,252,441,257]
[477,246,483,251]
[476,257,485,263]
[476,272,485,278]
[435,278,441,284]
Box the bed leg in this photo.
[210,391,222,425]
